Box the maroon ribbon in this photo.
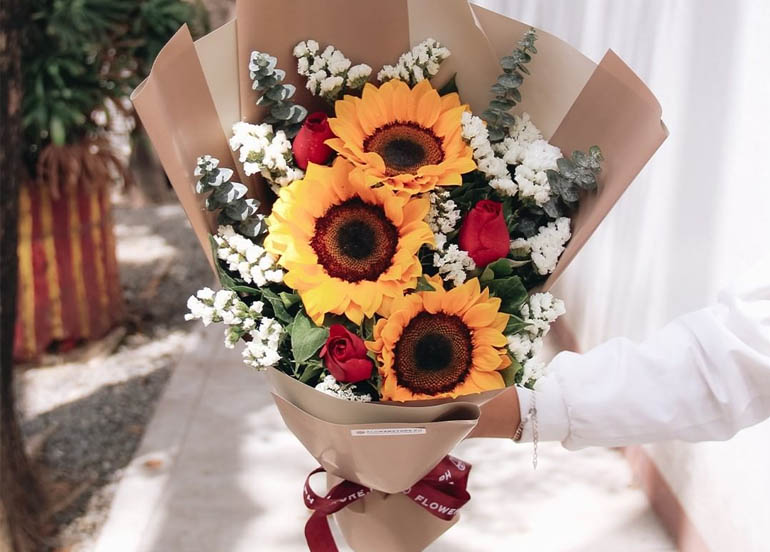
[303,455,472,552]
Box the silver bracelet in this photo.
[512,390,538,469]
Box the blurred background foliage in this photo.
[21,0,209,173]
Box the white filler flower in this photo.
[214,225,283,287]
[315,375,372,402]
[527,217,571,275]
[294,41,371,102]
[506,292,566,387]
[378,38,450,86]
[461,111,516,196]
[229,121,304,194]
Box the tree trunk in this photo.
[1,1,46,550]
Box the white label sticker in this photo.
[351,428,427,436]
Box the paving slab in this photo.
[95,324,675,552]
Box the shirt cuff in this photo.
[515,373,570,443]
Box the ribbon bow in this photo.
[303,455,472,552]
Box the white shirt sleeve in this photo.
[516,261,770,450]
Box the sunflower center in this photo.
[337,220,374,260]
[394,312,472,395]
[364,122,444,177]
[311,198,398,282]
[415,334,452,372]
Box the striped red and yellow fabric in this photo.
[13,182,124,361]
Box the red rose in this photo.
[458,199,510,267]
[292,111,335,169]
[319,324,373,383]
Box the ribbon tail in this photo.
[305,510,340,552]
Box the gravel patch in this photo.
[19,199,212,551]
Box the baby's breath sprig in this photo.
[294,40,372,102]
[377,38,450,86]
[482,28,538,143]
[249,51,308,138]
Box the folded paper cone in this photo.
[327,474,458,552]
[272,392,477,493]
[131,1,667,549]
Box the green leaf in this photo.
[437,73,458,96]
[504,314,531,334]
[487,258,514,278]
[280,291,300,309]
[361,316,375,341]
[486,276,528,314]
[261,288,292,323]
[500,356,522,387]
[298,361,324,384]
[50,116,66,145]
[291,310,329,364]
[416,275,436,292]
[480,266,495,283]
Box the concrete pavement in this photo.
[94,324,675,552]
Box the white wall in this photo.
[475,1,770,550]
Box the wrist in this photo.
[467,385,521,438]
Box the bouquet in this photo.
[132,1,666,550]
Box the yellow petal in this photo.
[463,302,499,328]
[415,86,442,128]
[470,369,505,391]
[473,345,504,371]
[473,327,507,347]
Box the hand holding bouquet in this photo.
[132,2,666,550]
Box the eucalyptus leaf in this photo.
[543,197,562,218]
[497,73,523,89]
[559,181,580,203]
[556,157,576,178]
[518,218,538,238]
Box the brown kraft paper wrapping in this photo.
[130,25,237,271]
[328,474,459,552]
[131,2,667,549]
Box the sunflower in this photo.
[264,159,434,325]
[368,275,511,401]
[326,79,476,195]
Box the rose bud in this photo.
[319,324,374,383]
[458,199,510,267]
[292,111,335,169]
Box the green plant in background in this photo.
[21,0,208,172]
